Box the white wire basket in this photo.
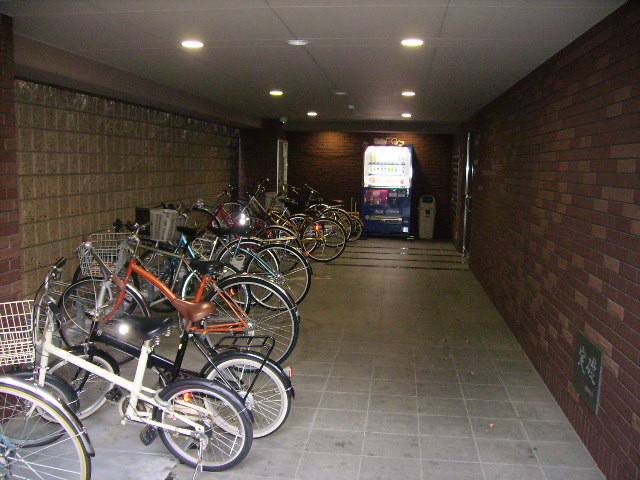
[150,209,186,243]
[0,300,35,367]
[78,232,130,277]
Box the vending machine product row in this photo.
[362,144,414,237]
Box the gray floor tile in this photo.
[360,456,421,480]
[293,375,328,391]
[366,411,420,435]
[294,361,333,376]
[304,429,364,455]
[296,452,360,480]
[454,357,496,371]
[319,391,370,411]
[418,397,467,416]
[421,460,483,480]
[500,371,545,387]
[513,402,568,421]
[369,394,417,414]
[415,367,459,383]
[230,449,303,478]
[312,409,367,431]
[362,432,420,459]
[470,417,527,440]
[476,439,538,465]
[294,390,324,408]
[416,381,463,398]
[324,376,372,394]
[253,427,310,451]
[419,415,472,437]
[419,436,479,462]
[284,407,316,428]
[461,384,509,401]
[534,441,599,468]
[458,371,503,385]
[482,463,545,479]
[522,420,580,442]
[372,378,416,396]
[543,466,605,480]
[330,363,373,379]
[465,399,517,418]
[505,384,556,402]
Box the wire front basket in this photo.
[78,232,130,277]
[0,300,35,367]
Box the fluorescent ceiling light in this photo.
[401,38,423,47]
[334,91,347,96]
[402,91,416,97]
[287,39,309,46]
[307,111,318,117]
[270,90,284,96]
[181,40,203,48]
[401,113,412,118]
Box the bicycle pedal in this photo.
[105,386,123,404]
[139,425,158,446]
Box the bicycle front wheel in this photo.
[0,378,91,480]
[58,278,149,363]
[303,218,347,262]
[155,379,252,471]
[205,275,300,363]
[244,243,312,305]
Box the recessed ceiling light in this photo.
[181,40,203,48]
[401,38,423,47]
[270,90,284,96]
[402,91,416,97]
[287,39,309,46]
[401,113,412,118]
[307,111,318,117]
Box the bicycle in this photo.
[49,255,294,437]
[35,272,255,471]
[0,374,93,480]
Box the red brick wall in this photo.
[0,15,21,301]
[285,131,453,238]
[466,3,639,479]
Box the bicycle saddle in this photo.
[116,314,174,341]
[190,259,225,276]
[170,298,217,325]
[207,224,252,237]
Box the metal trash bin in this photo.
[418,195,436,239]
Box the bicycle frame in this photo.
[37,307,211,438]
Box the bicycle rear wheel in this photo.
[204,275,300,363]
[0,378,91,480]
[155,378,252,471]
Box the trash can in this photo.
[418,195,436,239]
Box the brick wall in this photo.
[238,120,285,198]
[285,131,453,238]
[465,3,639,479]
[0,15,21,301]
[15,80,238,294]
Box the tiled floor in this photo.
[88,238,605,480]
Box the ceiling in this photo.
[0,0,626,130]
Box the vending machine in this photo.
[362,145,414,237]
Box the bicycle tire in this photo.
[204,275,300,363]
[214,238,264,271]
[303,218,347,262]
[58,277,150,363]
[186,206,219,230]
[155,378,252,471]
[0,378,91,480]
[48,348,119,420]
[201,353,292,438]
[348,214,364,241]
[321,207,353,239]
[244,243,312,305]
